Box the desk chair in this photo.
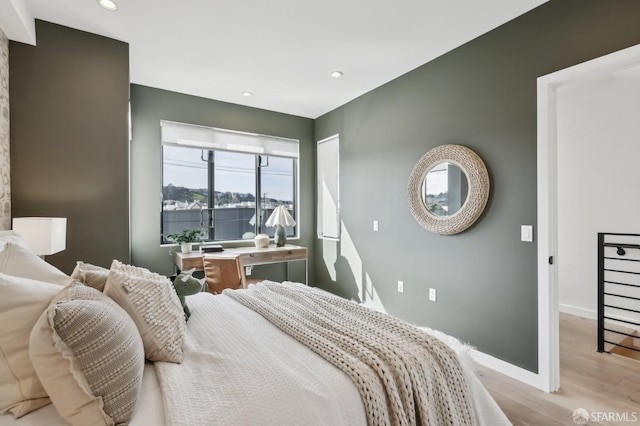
[202,254,262,294]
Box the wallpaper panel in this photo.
[0,29,9,231]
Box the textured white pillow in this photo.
[0,231,71,286]
[104,260,185,363]
[71,261,109,291]
[0,273,60,418]
[30,283,145,425]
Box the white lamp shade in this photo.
[265,206,297,227]
[12,217,67,255]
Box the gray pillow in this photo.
[71,261,109,291]
[30,283,145,425]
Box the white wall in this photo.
[557,67,640,323]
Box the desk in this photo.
[174,244,308,284]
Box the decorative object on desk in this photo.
[254,233,270,248]
[200,244,223,253]
[265,206,296,247]
[170,268,205,320]
[166,228,203,253]
[12,217,67,257]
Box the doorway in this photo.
[537,44,640,392]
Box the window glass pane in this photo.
[261,156,296,237]
[213,151,256,241]
[161,146,208,243]
[161,144,298,244]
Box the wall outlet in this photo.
[429,288,437,302]
[397,280,404,293]
[245,266,252,276]
[373,220,379,232]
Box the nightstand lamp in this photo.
[12,217,67,257]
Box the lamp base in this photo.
[274,225,286,247]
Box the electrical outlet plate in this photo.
[429,288,436,301]
[397,280,404,293]
[521,225,533,242]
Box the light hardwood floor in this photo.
[476,313,640,426]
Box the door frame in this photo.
[536,44,640,392]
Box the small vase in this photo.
[274,225,286,247]
[180,242,193,253]
[254,234,270,248]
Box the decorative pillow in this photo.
[104,260,185,363]
[0,231,72,286]
[29,283,145,426]
[0,273,60,418]
[71,261,109,291]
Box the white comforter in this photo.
[1,291,508,426]
[155,292,366,425]
[155,291,510,426]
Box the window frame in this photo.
[160,121,300,245]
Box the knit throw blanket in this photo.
[224,281,477,426]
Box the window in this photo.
[317,134,340,240]
[161,121,298,244]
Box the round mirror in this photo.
[408,144,489,235]
[422,162,469,217]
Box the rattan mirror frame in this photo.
[407,144,490,235]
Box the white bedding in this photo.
[155,292,367,425]
[0,364,164,426]
[156,292,510,426]
[1,291,509,426]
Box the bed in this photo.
[0,231,509,425]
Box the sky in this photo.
[163,146,294,201]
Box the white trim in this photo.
[471,349,545,390]
[559,304,640,333]
[537,44,640,394]
[559,303,596,320]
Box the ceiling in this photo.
[1,0,548,118]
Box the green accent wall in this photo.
[314,0,640,372]
[130,85,314,279]
[8,0,640,373]
[10,21,130,273]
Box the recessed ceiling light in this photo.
[330,71,343,78]
[242,92,253,97]
[97,0,118,11]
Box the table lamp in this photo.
[265,206,296,247]
[12,217,67,256]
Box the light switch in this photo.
[521,225,533,242]
[373,220,379,232]
[429,288,437,302]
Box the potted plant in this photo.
[166,229,203,253]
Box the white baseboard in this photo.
[559,303,640,332]
[473,306,640,392]
[471,349,547,391]
[559,303,596,320]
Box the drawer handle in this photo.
[287,250,292,255]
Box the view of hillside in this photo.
[162,184,290,208]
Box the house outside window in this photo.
[160,120,298,244]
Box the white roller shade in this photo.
[317,134,340,240]
[161,120,299,158]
